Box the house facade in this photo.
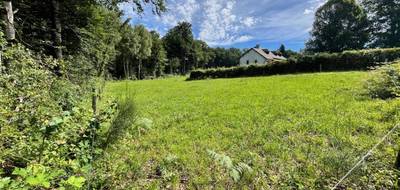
[239,47,286,66]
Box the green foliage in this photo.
[189,48,400,80]
[63,176,86,189]
[0,164,86,189]
[207,47,242,68]
[134,25,153,79]
[163,22,194,74]
[134,25,153,61]
[80,5,121,77]
[12,164,62,188]
[364,60,400,99]
[114,25,154,79]
[363,0,400,48]
[104,96,137,147]
[145,31,167,77]
[207,150,253,183]
[0,1,155,189]
[0,30,6,48]
[0,44,118,189]
[306,0,369,52]
[189,61,285,80]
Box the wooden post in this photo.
[396,149,400,188]
[3,1,15,42]
[0,46,2,73]
[92,88,97,116]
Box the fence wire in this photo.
[331,124,400,190]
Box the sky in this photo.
[120,0,327,51]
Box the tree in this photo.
[51,0,62,59]
[10,0,165,59]
[145,31,167,77]
[167,57,180,74]
[117,26,140,79]
[192,40,214,69]
[277,44,286,57]
[2,1,15,42]
[133,25,152,79]
[80,5,121,78]
[208,48,241,68]
[363,0,400,48]
[306,0,369,53]
[163,22,194,74]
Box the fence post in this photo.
[92,87,97,115]
[396,149,400,188]
[0,47,2,73]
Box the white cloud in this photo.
[199,0,255,46]
[304,0,327,15]
[175,0,200,23]
[156,0,200,26]
[235,35,254,43]
[241,17,257,27]
[304,9,313,15]
[119,0,331,49]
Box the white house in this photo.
[239,46,286,66]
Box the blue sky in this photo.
[120,0,327,51]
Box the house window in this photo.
[255,60,258,64]
[246,60,249,65]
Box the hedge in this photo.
[188,48,400,80]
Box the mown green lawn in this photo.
[101,72,400,189]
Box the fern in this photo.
[207,150,253,182]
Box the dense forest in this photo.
[0,0,247,81]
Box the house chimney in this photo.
[255,44,260,49]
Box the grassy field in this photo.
[100,72,400,189]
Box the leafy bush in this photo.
[0,44,118,189]
[364,60,400,99]
[189,48,400,80]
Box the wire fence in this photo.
[330,124,400,190]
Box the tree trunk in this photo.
[51,0,62,59]
[183,58,186,74]
[138,60,142,80]
[0,47,2,73]
[3,1,15,42]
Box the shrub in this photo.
[189,48,400,80]
[0,45,118,189]
[364,60,400,99]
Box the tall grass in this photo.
[103,95,137,148]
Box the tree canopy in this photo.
[306,0,369,53]
[362,0,400,48]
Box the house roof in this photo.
[240,48,287,60]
